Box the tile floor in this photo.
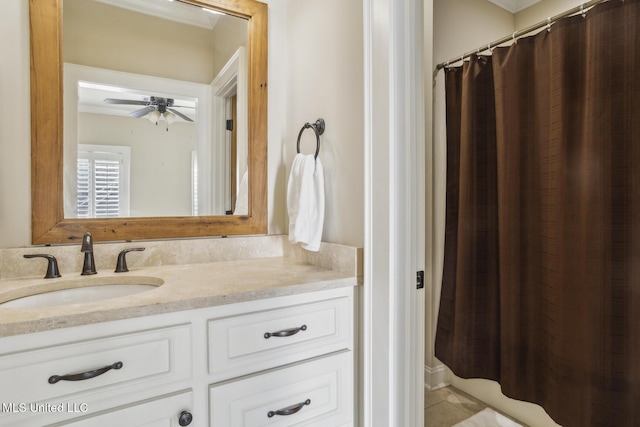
[424,386,492,427]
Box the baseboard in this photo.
[424,363,450,390]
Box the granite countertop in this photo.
[0,237,362,338]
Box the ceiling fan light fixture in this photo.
[147,109,161,125]
[164,112,176,126]
[162,112,176,132]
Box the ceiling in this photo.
[487,0,542,13]
[94,0,222,29]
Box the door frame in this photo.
[362,0,427,425]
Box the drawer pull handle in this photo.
[48,361,123,384]
[267,399,311,418]
[264,324,307,339]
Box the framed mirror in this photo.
[29,0,267,244]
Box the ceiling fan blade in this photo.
[129,106,156,118]
[104,98,149,106]
[166,98,195,109]
[167,108,194,122]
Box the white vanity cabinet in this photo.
[207,288,355,427]
[0,286,355,427]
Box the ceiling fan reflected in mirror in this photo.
[103,96,195,130]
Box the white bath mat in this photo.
[453,408,523,427]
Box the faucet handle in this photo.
[115,248,145,273]
[24,254,62,279]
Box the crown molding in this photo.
[94,0,220,29]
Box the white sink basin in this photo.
[0,277,163,308]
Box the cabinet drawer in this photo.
[0,324,191,426]
[60,389,193,427]
[208,295,351,380]
[210,351,353,427]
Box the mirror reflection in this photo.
[62,0,249,218]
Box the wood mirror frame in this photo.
[29,0,267,245]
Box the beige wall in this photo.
[516,0,585,29]
[63,0,247,84]
[434,0,586,65]
[434,0,513,66]
[0,0,31,248]
[210,15,250,80]
[281,0,364,248]
[78,113,196,217]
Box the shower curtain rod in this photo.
[435,0,611,71]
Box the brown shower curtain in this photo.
[434,1,640,426]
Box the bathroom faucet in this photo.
[81,232,97,275]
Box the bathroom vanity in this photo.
[0,237,360,427]
[18,0,360,423]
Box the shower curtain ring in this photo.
[512,31,518,44]
[580,3,586,18]
[547,17,552,32]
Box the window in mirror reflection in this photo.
[62,0,249,219]
[77,144,131,218]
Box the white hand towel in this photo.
[287,153,325,251]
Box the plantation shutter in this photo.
[77,158,91,218]
[93,159,121,217]
[77,146,130,218]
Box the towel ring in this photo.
[296,118,325,159]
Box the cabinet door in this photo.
[210,351,353,427]
[59,390,193,427]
